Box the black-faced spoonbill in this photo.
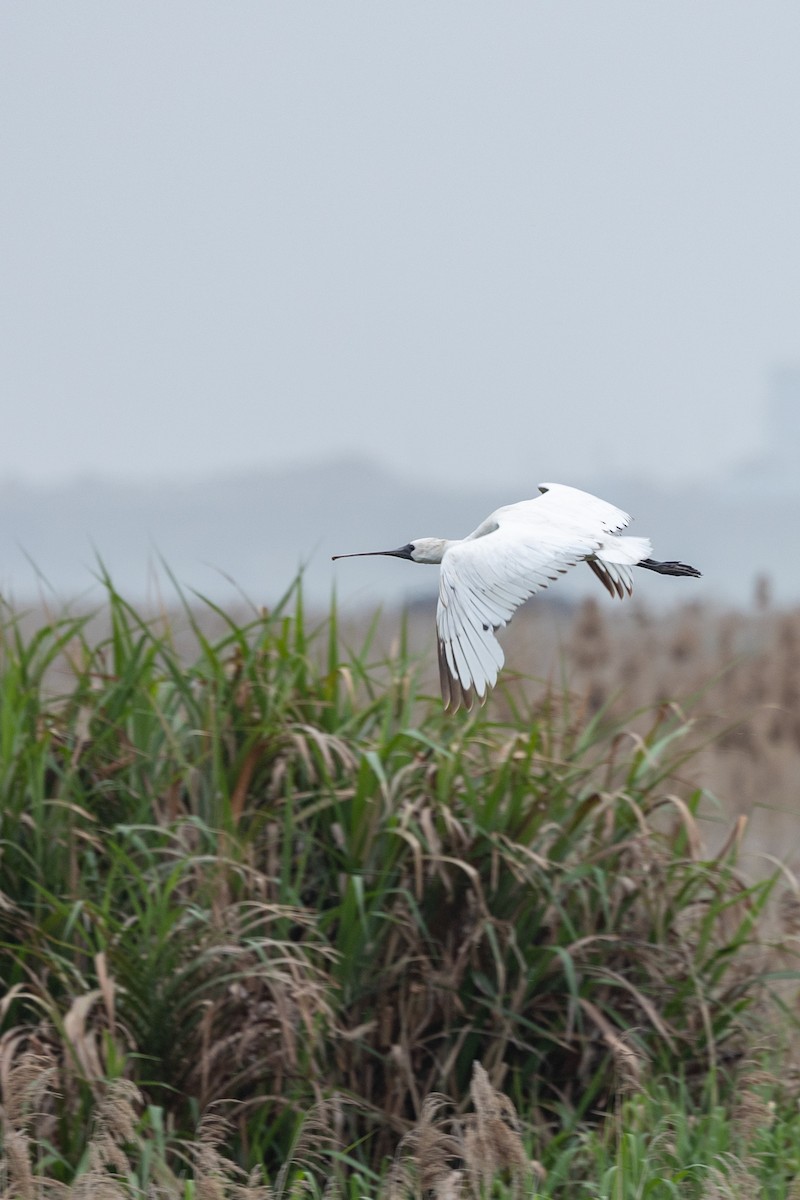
[332,482,701,713]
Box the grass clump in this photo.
[0,577,796,1193]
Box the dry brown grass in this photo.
[0,1052,536,1200]
[378,594,800,874]
[386,1062,544,1200]
[0,1053,265,1200]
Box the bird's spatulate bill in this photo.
[331,545,414,561]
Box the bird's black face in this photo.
[385,542,415,560]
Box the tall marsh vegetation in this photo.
[0,580,798,1196]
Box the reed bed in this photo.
[1,576,799,1197]
[386,588,800,870]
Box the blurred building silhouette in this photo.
[734,366,800,495]
[767,366,800,446]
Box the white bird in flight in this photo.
[332,483,701,713]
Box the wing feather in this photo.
[457,601,504,685]
[436,485,643,711]
[437,638,453,710]
[436,539,587,711]
[588,558,625,599]
[535,483,631,532]
[434,484,656,711]
[438,637,478,713]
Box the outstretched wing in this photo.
[436,484,647,712]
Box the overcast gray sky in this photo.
[3,3,799,491]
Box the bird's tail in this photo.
[637,558,702,578]
[586,535,652,599]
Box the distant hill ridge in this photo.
[0,456,795,606]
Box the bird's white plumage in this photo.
[332,480,700,713]
[435,483,651,711]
